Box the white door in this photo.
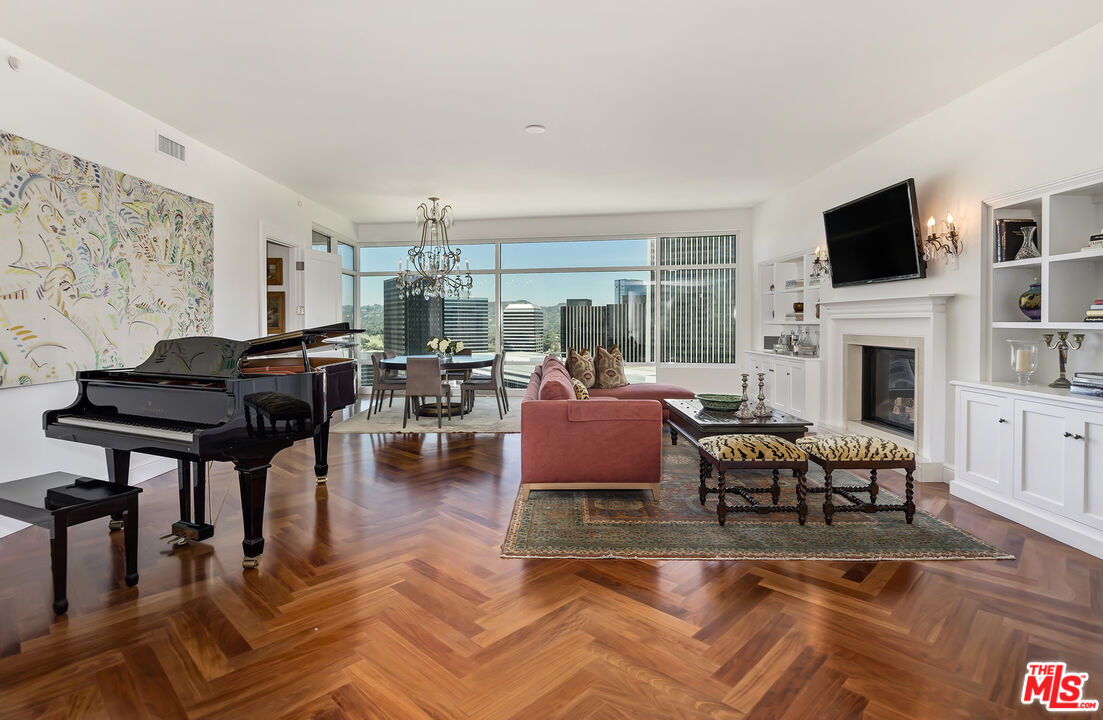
[1013,399,1073,517]
[1069,408,1103,531]
[955,389,1012,494]
[304,249,341,327]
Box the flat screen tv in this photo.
[822,179,925,287]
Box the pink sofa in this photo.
[519,356,694,501]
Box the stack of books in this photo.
[784,312,804,322]
[1071,372,1103,398]
[1086,300,1103,323]
[784,279,804,291]
[1082,233,1103,252]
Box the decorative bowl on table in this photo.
[695,393,743,412]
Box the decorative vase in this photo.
[1018,279,1042,321]
[793,302,804,313]
[1007,339,1038,385]
[1014,226,1040,260]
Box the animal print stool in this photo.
[795,435,916,525]
[698,434,810,526]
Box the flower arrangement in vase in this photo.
[426,337,464,358]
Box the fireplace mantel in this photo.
[818,294,954,481]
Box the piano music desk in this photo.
[0,473,141,615]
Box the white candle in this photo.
[1015,348,1031,372]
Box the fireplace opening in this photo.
[861,346,915,436]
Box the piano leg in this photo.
[106,448,131,531]
[236,462,270,569]
[313,417,330,485]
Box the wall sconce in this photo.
[923,213,962,266]
[810,245,830,281]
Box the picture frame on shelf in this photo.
[266,257,284,285]
[266,291,285,333]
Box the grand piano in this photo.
[43,323,363,568]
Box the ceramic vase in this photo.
[1018,279,1042,321]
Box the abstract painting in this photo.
[0,132,213,388]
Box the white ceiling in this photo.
[3,1,1102,222]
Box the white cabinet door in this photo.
[786,361,806,416]
[772,359,792,412]
[1013,399,1074,517]
[1068,408,1103,531]
[955,389,1012,494]
[761,359,777,406]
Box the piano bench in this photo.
[0,472,141,615]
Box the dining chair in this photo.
[445,347,474,385]
[461,352,507,420]
[367,353,405,419]
[404,356,454,429]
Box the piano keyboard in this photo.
[55,415,196,443]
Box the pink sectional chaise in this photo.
[519,356,695,501]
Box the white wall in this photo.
[0,37,354,494]
[752,22,1103,466]
[358,208,755,392]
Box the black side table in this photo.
[0,472,141,615]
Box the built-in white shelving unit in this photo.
[758,250,822,333]
[983,170,1103,385]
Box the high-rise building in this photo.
[658,235,737,363]
[560,304,607,353]
[383,278,443,355]
[558,280,650,361]
[443,296,489,351]
[502,302,544,352]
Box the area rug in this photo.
[501,442,1013,561]
[332,396,520,434]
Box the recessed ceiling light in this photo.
[524,124,546,135]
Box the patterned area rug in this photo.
[502,442,1013,561]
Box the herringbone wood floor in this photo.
[1,406,1100,719]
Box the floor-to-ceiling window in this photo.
[353,234,737,388]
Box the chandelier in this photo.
[395,197,474,298]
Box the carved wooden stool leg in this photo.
[698,457,711,505]
[868,468,879,506]
[670,425,678,445]
[716,471,727,527]
[823,469,835,526]
[904,468,916,524]
[771,469,781,505]
[795,470,808,526]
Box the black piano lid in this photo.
[243,323,364,356]
[133,324,363,377]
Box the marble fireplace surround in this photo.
[819,294,953,482]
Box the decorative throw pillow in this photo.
[595,345,628,389]
[571,378,590,400]
[565,347,596,388]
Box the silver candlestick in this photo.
[735,373,756,419]
[1042,331,1085,389]
[752,372,772,418]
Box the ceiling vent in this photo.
[156,133,186,162]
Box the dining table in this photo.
[379,354,495,417]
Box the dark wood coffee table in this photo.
[665,399,813,446]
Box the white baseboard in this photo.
[950,477,1103,559]
[0,457,174,541]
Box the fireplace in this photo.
[861,346,916,436]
